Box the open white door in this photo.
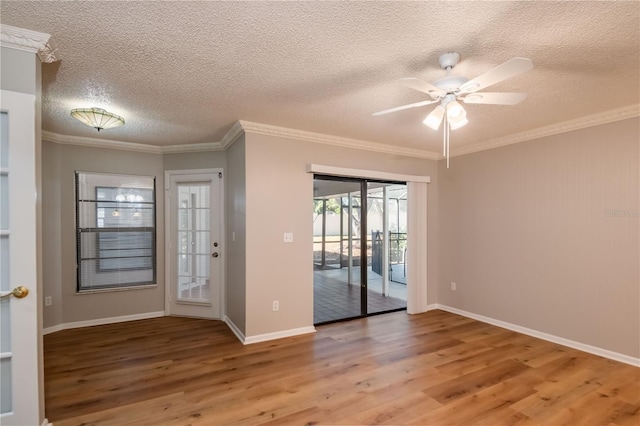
[165,170,223,319]
[0,91,42,425]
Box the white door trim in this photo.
[306,164,431,184]
[164,169,225,319]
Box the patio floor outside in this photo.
[314,266,407,324]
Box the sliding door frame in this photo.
[313,174,409,322]
[309,164,431,317]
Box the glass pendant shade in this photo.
[70,107,125,131]
[423,105,445,130]
[446,101,468,130]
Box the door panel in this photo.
[0,91,41,425]
[367,183,408,315]
[167,172,222,319]
[313,177,362,323]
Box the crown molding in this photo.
[42,104,639,158]
[0,24,58,63]
[42,131,163,154]
[220,121,245,149]
[158,121,244,153]
[161,142,224,154]
[451,104,640,158]
[43,121,245,154]
[238,120,442,160]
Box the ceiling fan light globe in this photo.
[423,106,444,130]
[446,101,465,120]
[449,116,469,130]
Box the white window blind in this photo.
[75,172,156,291]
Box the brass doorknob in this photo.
[0,286,29,299]
[212,252,219,258]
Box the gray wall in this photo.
[42,142,165,325]
[225,135,247,333]
[1,47,36,94]
[438,117,640,358]
[163,151,226,171]
[42,144,230,328]
[41,141,63,327]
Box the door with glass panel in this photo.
[0,93,40,425]
[313,177,363,323]
[366,183,408,315]
[167,170,222,319]
[313,175,407,325]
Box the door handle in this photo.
[212,252,219,258]
[0,286,29,299]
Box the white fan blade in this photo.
[372,99,438,116]
[460,57,533,93]
[462,92,528,105]
[399,78,446,99]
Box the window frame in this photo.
[75,172,157,292]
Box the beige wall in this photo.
[243,132,438,337]
[225,135,247,333]
[42,117,638,360]
[42,142,165,327]
[438,117,640,358]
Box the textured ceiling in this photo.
[1,1,639,155]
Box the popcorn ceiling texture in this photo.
[1,1,638,153]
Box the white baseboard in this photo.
[425,303,439,312]
[224,316,315,345]
[224,315,246,343]
[43,311,165,335]
[435,304,640,368]
[244,326,316,344]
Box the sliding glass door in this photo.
[313,178,362,323]
[366,183,408,315]
[313,175,407,324]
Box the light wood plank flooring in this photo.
[44,310,640,425]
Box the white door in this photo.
[0,91,41,425]
[166,170,223,319]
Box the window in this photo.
[76,172,156,291]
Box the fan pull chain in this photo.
[444,115,450,169]
[443,115,447,157]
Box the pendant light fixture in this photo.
[70,107,125,131]
[423,94,468,168]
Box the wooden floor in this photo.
[44,310,640,426]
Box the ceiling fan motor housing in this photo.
[433,75,469,93]
[438,51,461,69]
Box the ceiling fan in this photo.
[373,52,533,166]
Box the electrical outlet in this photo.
[451,282,457,291]
[283,232,293,243]
[44,296,52,306]
[272,300,279,311]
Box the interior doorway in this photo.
[313,175,408,324]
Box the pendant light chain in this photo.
[444,115,450,168]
